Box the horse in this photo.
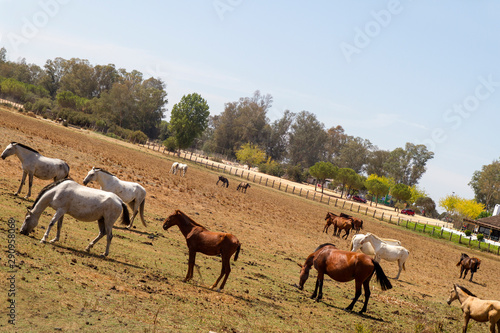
[83,167,147,229]
[170,162,179,174]
[360,233,410,279]
[216,175,229,188]
[323,212,353,239]
[447,284,500,333]
[173,163,188,176]
[297,243,392,313]
[237,182,251,193]
[1,142,70,198]
[457,253,481,282]
[19,179,130,257]
[323,212,338,234]
[340,212,363,233]
[350,233,401,256]
[162,210,241,291]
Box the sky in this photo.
[1,0,499,210]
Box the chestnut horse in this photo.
[340,212,363,233]
[297,243,392,313]
[457,253,481,282]
[447,284,500,333]
[323,212,353,239]
[163,210,241,291]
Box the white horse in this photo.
[360,233,410,280]
[175,163,188,177]
[170,162,179,174]
[1,142,70,198]
[83,167,147,229]
[350,233,401,255]
[20,179,130,257]
[447,284,500,333]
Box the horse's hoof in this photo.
[40,239,46,244]
[49,239,58,244]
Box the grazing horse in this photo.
[19,179,130,257]
[83,167,147,229]
[360,233,409,279]
[237,182,251,193]
[447,284,500,333]
[297,243,392,313]
[170,162,179,174]
[457,253,481,282]
[1,142,70,198]
[163,210,241,291]
[217,175,229,188]
[350,233,401,255]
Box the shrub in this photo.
[477,233,484,242]
[163,137,177,152]
[129,130,148,144]
[464,229,472,237]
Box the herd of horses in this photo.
[3,141,498,328]
[217,175,251,193]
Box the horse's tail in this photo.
[121,203,130,226]
[64,162,70,178]
[139,198,147,227]
[372,260,393,291]
[349,239,354,251]
[234,243,241,261]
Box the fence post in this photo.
[300,188,302,196]
[357,205,360,213]
[449,232,452,241]
[381,212,384,221]
[335,198,338,207]
[441,229,444,237]
[350,203,353,211]
[328,196,330,205]
[272,180,275,188]
[266,178,268,186]
[320,193,323,202]
[259,176,262,184]
[389,215,392,223]
[285,184,288,192]
[373,210,376,218]
[365,207,368,215]
[313,192,316,201]
[413,222,417,231]
[306,191,309,199]
[342,201,346,209]
[279,183,281,190]
[253,174,256,182]
[397,217,400,226]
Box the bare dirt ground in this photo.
[1,107,500,332]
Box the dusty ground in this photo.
[1,107,500,332]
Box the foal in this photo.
[163,210,241,291]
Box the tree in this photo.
[365,150,391,176]
[334,168,358,198]
[415,197,437,217]
[309,161,337,193]
[334,136,372,174]
[288,111,327,167]
[169,93,210,150]
[469,159,500,211]
[384,143,434,186]
[267,110,295,162]
[365,178,389,207]
[439,194,459,215]
[235,143,266,167]
[391,183,412,207]
[408,185,427,206]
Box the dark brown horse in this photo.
[457,253,481,282]
[297,243,392,313]
[237,182,251,193]
[163,210,241,291]
[340,212,363,233]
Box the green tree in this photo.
[288,111,327,167]
[469,159,500,211]
[334,137,373,174]
[384,143,434,186]
[334,168,358,198]
[365,178,390,207]
[391,183,412,207]
[309,161,337,193]
[415,197,437,217]
[169,93,210,151]
[235,143,266,167]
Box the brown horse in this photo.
[323,212,338,233]
[297,243,392,313]
[163,210,241,291]
[323,212,353,238]
[341,212,363,233]
[457,253,481,282]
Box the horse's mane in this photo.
[94,168,115,176]
[456,284,477,297]
[31,179,72,208]
[314,243,336,252]
[176,210,207,229]
[12,142,39,154]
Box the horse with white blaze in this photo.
[83,167,147,229]
[20,179,130,257]
[1,142,70,198]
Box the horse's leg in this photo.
[41,210,65,243]
[463,313,470,333]
[395,259,403,280]
[49,216,64,243]
[469,271,474,282]
[15,170,28,196]
[345,280,363,311]
[127,200,138,229]
[85,218,106,254]
[102,219,114,257]
[184,250,196,282]
[214,255,232,291]
[26,171,34,198]
[359,279,372,313]
[463,268,468,280]
[459,266,464,278]
[343,229,350,239]
[138,199,147,227]
[312,272,324,301]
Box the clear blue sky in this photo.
[1,1,499,210]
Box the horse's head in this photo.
[297,262,311,290]
[83,167,98,186]
[446,284,459,305]
[20,207,38,235]
[163,210,182,230]
[1,142,16,160]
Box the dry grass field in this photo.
[1,107,500,332]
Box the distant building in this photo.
[463,215,500,241]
